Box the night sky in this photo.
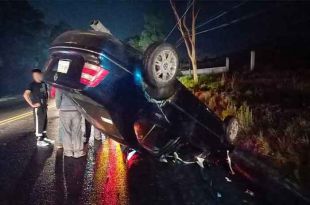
[29,0,174,40]
[0,0,309,97]
[29,0,310,58]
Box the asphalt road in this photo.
[0,99,287,205]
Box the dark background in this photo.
[0,0,309,97]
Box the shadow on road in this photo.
[126,153,268,205]
[10,144,53,204]
[0,132,48,204]
[127,156,217,205]
[55,149,87,205]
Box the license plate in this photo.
[57,59,71,73]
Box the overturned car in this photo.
[44,24,239,163]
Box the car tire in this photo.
[143,42,179,88]
[224,116,239,145]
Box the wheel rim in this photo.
[153,49,177,83]
[227,119,239,143]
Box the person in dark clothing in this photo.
[23,69,54,147]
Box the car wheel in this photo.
[224,116,239,145]
[143,42,179,88]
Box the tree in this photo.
[170,0,199,83]
[0,0,71,96]
[0,0,47,95]
[128,14,164,52]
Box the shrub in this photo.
[221,102,237,120]
[199,75,222,91]
[236,102,254,131]
[178,75,197,89]
[179,74,223,91]
[198,74,218,84]
[236,131,271,157]
[229,73,237,90]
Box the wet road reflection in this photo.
[55,149,87,205]
[81,138,260,205]
[0,102,261,205]
[3,134,264,205]
[90,139,128,205]
[1,101,307,205]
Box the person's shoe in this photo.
[43,138,55,144]
[57,144,63,149]
[37,140,49,147]
[73,151,86,158]
[94,135,101,141]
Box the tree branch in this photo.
[170,0,192,58]
[170,0,199,82]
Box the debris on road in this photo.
[217,192,222,198]
[227,150,235,175]
[159,155,168,163]
[196,156,205,168]
[225,177,232,182]
[245,189,255,197]
[173,152,196,165]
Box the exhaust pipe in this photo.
[90,20,111,34]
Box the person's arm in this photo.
[23,90,40,108]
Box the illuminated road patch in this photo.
[91,139,128,205]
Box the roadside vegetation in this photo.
[179,70,310,190]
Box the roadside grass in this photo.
[179,70,310,189]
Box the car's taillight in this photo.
[80,62,109,87]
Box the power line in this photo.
[175,0,248,47]
[195,8,269,36]
[176,7,270,48]
[196,0,249,30]
[164,0,195,41]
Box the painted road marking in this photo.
[0,112,33,126]
[0,106,56,126]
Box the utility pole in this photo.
[226,57,230,71]
[250,50,255,71]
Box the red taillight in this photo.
[80,62,109,87]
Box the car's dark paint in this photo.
[44,30,228,156]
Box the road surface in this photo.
[0,98,298,205]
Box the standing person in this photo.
[23,69,53,147]
[92,126,106,141]
[56,89,85,158]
